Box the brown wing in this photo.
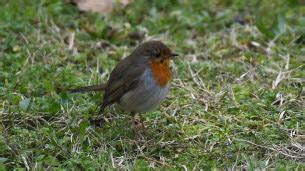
[99,56,146,113]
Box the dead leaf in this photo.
[70,0,134,15]
[120,0,134,7]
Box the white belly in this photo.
[118,69,170,113]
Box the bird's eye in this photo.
[151,50,161,58]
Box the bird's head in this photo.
[133,41,178,63]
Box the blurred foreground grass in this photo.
[0,0,304,169]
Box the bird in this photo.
[70,41,178,127]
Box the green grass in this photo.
[1,0,305,169]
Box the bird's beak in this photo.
[170,52,179,57]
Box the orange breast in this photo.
[149,59,172,87]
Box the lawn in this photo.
[0,0,304,169]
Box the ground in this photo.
[0,0,305,170]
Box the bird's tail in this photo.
[69,83,107,93]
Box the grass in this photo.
[0,0,305,169]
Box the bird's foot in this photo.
[132,113,146,137]
[133,118,145,130]
[89,115,106,127]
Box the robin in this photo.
[70,41,178,127]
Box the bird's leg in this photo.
[131,112,146,139]
[132,112,145,132]
[89,115,105,127]
[89,104,106,127]
[138,113,145,129]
